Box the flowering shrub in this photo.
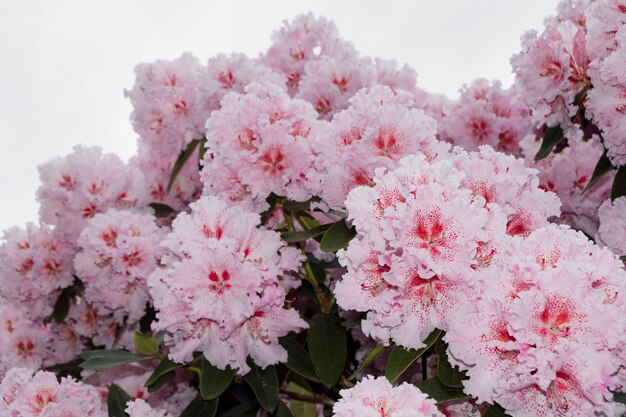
[1,3,626,417]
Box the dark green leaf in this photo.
[200,359,235,400]
[282,197,320,213]
[611,165,626,201]
[296,213,322,230]
[51,287,72,323]
[435,338,467,388]
[613,390,626,405]
[319,220,356,253]
[243,361,279,411]
[534,125,564,160]
[180,395,218,417]
[583,150,613,194]
[80,349,148,371]
[414,378,470,404]
[482,403,511,417]
[144,357,181,391]
[273,402,294,417]
[107,384,131,417]
[221,404,258,417]
[281,225,330,242]
[279,337,319,382]
[148,202,178,218]
[134,332,160,356]
[308,313,347,387]
[167,138,203,192]
[288,375,316,417]
[385,329,442,383]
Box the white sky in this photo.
[0,0,559,232]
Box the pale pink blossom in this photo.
[37,146,149,243]
[149,196,306,373]
[74,209,166,324]
[597,197,626,256]
[202,82,321,211]
[0,224,75,321]
[332,376,443,417]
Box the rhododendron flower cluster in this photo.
[332,376,443,417]
[335,148,560,348]
[74,209,165,324]
[201,82,320,211]
[37,145,149,243]
[149,196,306,373]
[438,79,532,155]
[1,3,626,416]
[0,367,106,416]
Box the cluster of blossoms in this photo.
[74,209,165,325]
[149,196,307,373]
[1,4,626,416]
[438,79,532,155]
[336,146,625,415]
[309,86,444,208]
[201,82,320,211]
[335,148,560,349]
[0,367,105,416]
[332,376,443,417]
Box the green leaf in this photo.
[612,390,626,405]
[134,332,160,356]
[144,357,181,391]
[385,329,442,384]
[80,349,148,371]
[107,384,131,417]
[273,402,294,417]
[243,361,279,411]
[148,202,178,218]
[583,150,613,194]
[414,378,470,404]
[435,338,467,388]
[308,313,347,387]
[349,344,385,380]
[482,403,511,417]
[288,375,316,417]
[279,337,319,382]
[167,138,203,192]
[534,125,564,160]
[180,395,219,417]
[611,165,626,201]
[51,286,72,323]
[319,220,356,253]
[200,359,235,400]
[281,225,330,242]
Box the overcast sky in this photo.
[0,0,559,232]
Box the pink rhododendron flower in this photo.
[149,196,306,373]
[439,79,532,155]
[511,12,590,130]
[0,367,106,416]
[0,224,75,321]
[125,53,206,158]
[37,146,149,243]
[310,86,445,209]
[586,26,626,166]
[445,224,626,416]
[264,13,351,93]
[336,149,558,350]
[74,209,166,324]
[201,82,321,211]
[520,131,612,235]
[332,376,443,417]
[596,197,626,256]
[126,399,170,417]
